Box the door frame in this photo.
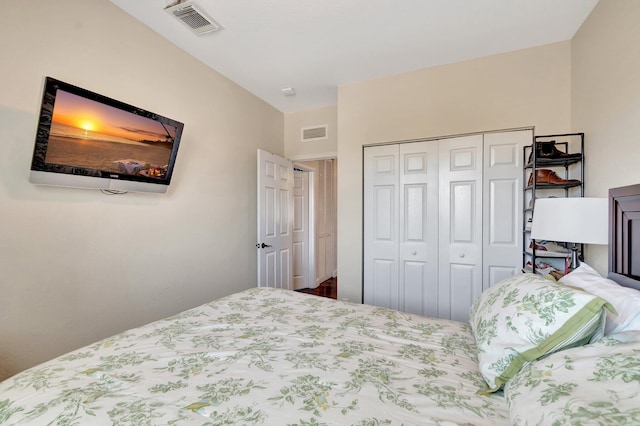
[290,155,338,289]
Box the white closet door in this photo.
[439,135,483,322]
[483,130,529,289]
[364,130,527,319]
[364,145,400,309]
[398,142,439,316]
[364,142,438,315]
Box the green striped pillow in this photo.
[469,273,612,392]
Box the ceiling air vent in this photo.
[301,125,328,142]
[165,1,222,35]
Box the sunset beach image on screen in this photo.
[46,89,177,179]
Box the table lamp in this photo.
[530,197,608,269]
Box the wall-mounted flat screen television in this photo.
[29,77,184,194]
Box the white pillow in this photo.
[469,273,611,392]
[560,262,640,335]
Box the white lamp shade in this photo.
[530,198,608,245]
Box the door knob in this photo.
[411,251,417,255]
[460,253,466,258]
[256,243,272,248]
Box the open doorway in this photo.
[293,158,337,295]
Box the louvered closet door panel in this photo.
[439,135,483,322]
[483,130,529,289]
[399,142,439,316]
[364,145,400,309]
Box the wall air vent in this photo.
[301,125,328,142]
[165,1,222,35]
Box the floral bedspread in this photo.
[504,330,640,425]
[0,287,507,425]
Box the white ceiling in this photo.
[110,0,598,114]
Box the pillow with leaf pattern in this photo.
[469,273,613,392]
[504,330,640,425]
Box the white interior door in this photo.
[315,160,335,285]
[483,130,529,289]
[257,149,294,289]
[293,169,310,290]
[439,135,483,322]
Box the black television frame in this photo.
[29,77,184,194]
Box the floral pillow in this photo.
[469,273,612,392]
[504,330,640,425]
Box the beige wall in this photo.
[284,106,338,160]
[4,0,636,381]
[0,0,283,380]
[571,0,640,273]
[337,42,572,302]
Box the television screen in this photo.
[30,77,184,193]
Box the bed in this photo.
[1,184,640,425]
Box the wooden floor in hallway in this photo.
[296,277,337,299]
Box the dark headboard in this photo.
[609,183,640,290]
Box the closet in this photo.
[363,129,530,322]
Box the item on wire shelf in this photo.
[530,240,569,253]
[527,140,582,164]
[528,169,581,186]
[527,240,569,258]
[525,260,564,280]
